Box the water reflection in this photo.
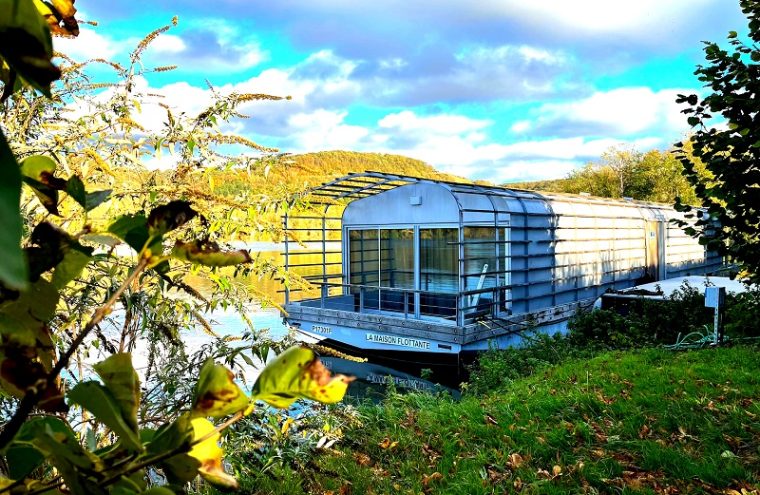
[320,357,460,401]
[206,248,461,397]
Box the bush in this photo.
[569,282,716,348]
[724,286,760,338]
[468,282,760,393]
[467,333,595,394]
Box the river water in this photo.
[200,247,460,397]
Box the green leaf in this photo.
[191,359,249,419]
[65,175,86,208]
[26,222,93,283]
[0,278,59,342]
[188,417,238,491]
[85,189,112,210]
[12,416,106,495]
[148,414,200,484]
[0,278,66,412]
[51,249,91,289]
[68,382,143,451]
[0,0,60,99]
[147,200,197,236]
[172,240,251,267]
[108,213,154,254]
[6,442,44,479]
[93,353,140,432]
[251,346,354,409]
[20,155,66,215]
[0,130,27,289]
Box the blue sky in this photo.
[55,1,746,183]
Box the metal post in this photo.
[283,213,290,304]
[705,286,725,345]
[713,306,722,344]
[322,216,327,292]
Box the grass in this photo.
[226,345,760,494]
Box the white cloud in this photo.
[493,160,579,182]
[287,110,369,150]
[510,120,531,133]
[150,34,187,55]
[529,87,692,137]
[473,0,716,37]
[54,28,120,60]
[378,111,491,135]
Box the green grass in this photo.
[230,346,760,494]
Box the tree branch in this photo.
[0,256,149,450]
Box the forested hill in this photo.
[283,151,465,184]
[505,178,570,193]
[206,150,470,199]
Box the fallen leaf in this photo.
[638,424,651,439]
[507,452,524,468]
[422,472,443,486]
[378,437,398,450]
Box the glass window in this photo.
[463,227,497,315]
[419,228,458,318]
[379,229,414,289]
[349,229,379,309]
[379,228,414,312]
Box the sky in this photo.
[54,1,746,183]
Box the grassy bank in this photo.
[229,346,759,494]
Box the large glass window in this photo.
[463,227,497,315]
[419,228,458,318]
[349,229,379,309]
[379,228,414,312]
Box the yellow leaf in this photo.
[188,418,238,491]
[378,437,398,450]
[552,465,562,476]
[191,359,249,419]
[251,346,354,408]
[281,417,294,435]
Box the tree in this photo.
[674,0,760,282]
[0,2,352,493]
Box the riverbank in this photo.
[218,345,759,494]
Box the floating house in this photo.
[282,172,724,357]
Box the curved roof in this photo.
[304,171,678,223]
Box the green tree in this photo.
[674,0,760,282]
[0,2,353,493]
[542,147,699,203]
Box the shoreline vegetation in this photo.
[198,289,760,494]
[202,345,760,495]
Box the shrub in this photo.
[724,286,760,338]
[467,333,594,394]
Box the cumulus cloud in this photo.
[287,110,370,150]
[161,26,267,71]
[54,28,121,60]
[56,22,266,73]
[521,87,692,138]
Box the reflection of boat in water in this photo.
[284,172,724,358]
[319,356,460,400]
